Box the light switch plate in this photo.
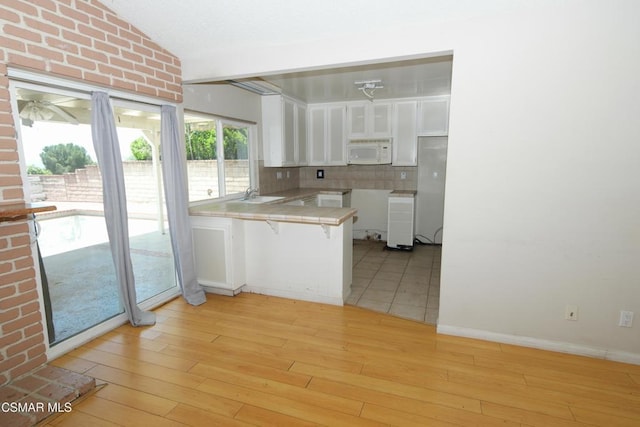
[619,311,634,328]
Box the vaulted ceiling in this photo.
[105,0,453,103]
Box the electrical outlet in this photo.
[400,171,407,180]
[619,311,634,328]
[276,171,282,180]
[565,305,578,321]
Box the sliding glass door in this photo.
[111,101,176,303]
[13,82,177,345]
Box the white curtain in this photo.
[91,91,156,326]
[160,105,206,305]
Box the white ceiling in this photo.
[105,0,453,103]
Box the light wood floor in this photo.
[45,293,640,426]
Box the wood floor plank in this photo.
[291,361,482,413]
[72,395,185,426]
[67,347,205,389]
[345,339,477,366]
[442,371,577,420]
[50,293,640,426]
[308,377,516,427]
[142,320,219,342]
[83,338,197,372]
[196,377,385,427]
[360,403,459,427]
[475,353,640,394]
[571,406,640,427]
[480,401,590,427]
[233,405,317,427]
[524,375,640,417]
[272,342,365,374]
[160,342,293,376]
[85,364,242,418]
[46,410,121,426]
[98,330,169,352]
[160,336,294,371]
[94,383,178,417]
[166,316,289,348]
[445,361,528,386]
[165,403,252,427]
[360,358,449,384]
[190,359,311,388]
[191,362,363,416]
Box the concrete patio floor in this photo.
[39,213,176,344]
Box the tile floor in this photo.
[347,239,441,324]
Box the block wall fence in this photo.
[0,0,182,385]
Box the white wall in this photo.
[438,1,640,361]
[191,1,640,361]
[183,84,261,123]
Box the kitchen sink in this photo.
[231,196,285,204]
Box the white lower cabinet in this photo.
[387,194,415,249]
[317,192,351,208]
[190,216,245,295]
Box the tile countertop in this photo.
[268,188,353,198]
[189,188,356,226]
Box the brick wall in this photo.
[0,0,182,385]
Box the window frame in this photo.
[184,110,257,204]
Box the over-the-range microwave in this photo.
[347,138,392,165]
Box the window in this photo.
[184,112,253,202]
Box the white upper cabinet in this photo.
[393,101,418,166]
[308,105,346,165]
[417,96,450,136]
[347,102,392,138]
[296,103,308,165]
[261,95,307,167]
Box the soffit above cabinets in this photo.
[231,55,453,104]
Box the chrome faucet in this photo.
[244,187,259,200]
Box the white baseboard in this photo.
[242,286,344,306]
[437,324,640,366]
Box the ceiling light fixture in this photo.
[355,79,383,101]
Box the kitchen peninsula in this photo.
[189,189,355,305]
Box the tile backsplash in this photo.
[259,162,418,194]
[299,165,417,190]
[257,161,300,194]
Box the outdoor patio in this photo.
[37,207,176,344]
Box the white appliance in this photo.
[416,136,448,244]
[347,139,392,165]
[387,192,415,250]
